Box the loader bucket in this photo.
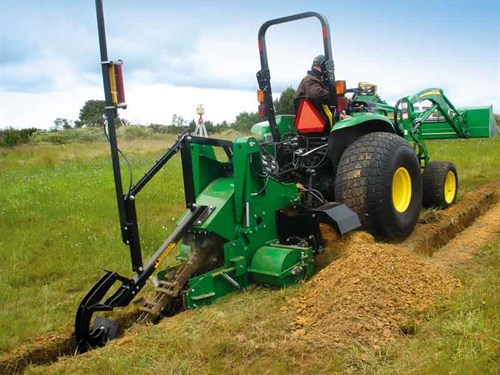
[420,105,497,139]
[462,106,497,138]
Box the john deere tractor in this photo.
[76,3,495,352]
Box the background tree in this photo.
[274,86,296,115]
[232,111,260,132]
[75,100,106,128]
[188,119,196,132]
[53,118,72,131]
[171,114,187,127]
[217,120,230,132]
[116,117,130,127]
[204,120,214,133]
[0,127,38,147]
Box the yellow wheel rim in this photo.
[444,170,457,204]
[392,167,412,213]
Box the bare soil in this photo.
[432,197,500,270]
[0,334,75,375]
[402,183,498,255]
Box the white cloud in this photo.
[1,57,91,92]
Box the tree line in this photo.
[54,87,297,132]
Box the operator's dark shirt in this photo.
[295,69,330,103]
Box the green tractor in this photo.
[253,12,494,238]
[76,5,493,352]
[252,13,467,241]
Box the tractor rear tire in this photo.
[422,161,458,208]
[335,132,422,241]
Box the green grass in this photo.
[426,137,500,192]
[0,136,498,366]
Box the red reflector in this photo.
[258,39,264,51]
[337,96,346,113]
[258,103,266,118]
[295,101,325,133]
[114,64,126,105]
[322,26,328,39]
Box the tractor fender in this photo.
[331,112,395,132]
[328,114,396,174]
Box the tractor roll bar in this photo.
[258,12,334,67]
[257,12,337,142]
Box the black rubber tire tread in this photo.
[422,161,458,209]
[335,132,422,241]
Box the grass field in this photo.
[0,135,499,372]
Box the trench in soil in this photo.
[1,183,498,374]
[402,184,498,256]
[0,312,138,375]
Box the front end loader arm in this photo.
[393,87,472,166]
[408,88,469,138]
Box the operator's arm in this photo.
[306,82,330,103]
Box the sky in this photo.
[1,0,499,129]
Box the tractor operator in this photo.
[295,54,330,102]
[296,55,349,120]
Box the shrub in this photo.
[119,125,154,140]
[0,127,38,147]
[31,128,107,145]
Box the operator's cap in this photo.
[312,54,326,67]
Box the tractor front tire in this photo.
[335,132,422,241]
[422,161,458,208]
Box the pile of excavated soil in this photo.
[290,232,461,350]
